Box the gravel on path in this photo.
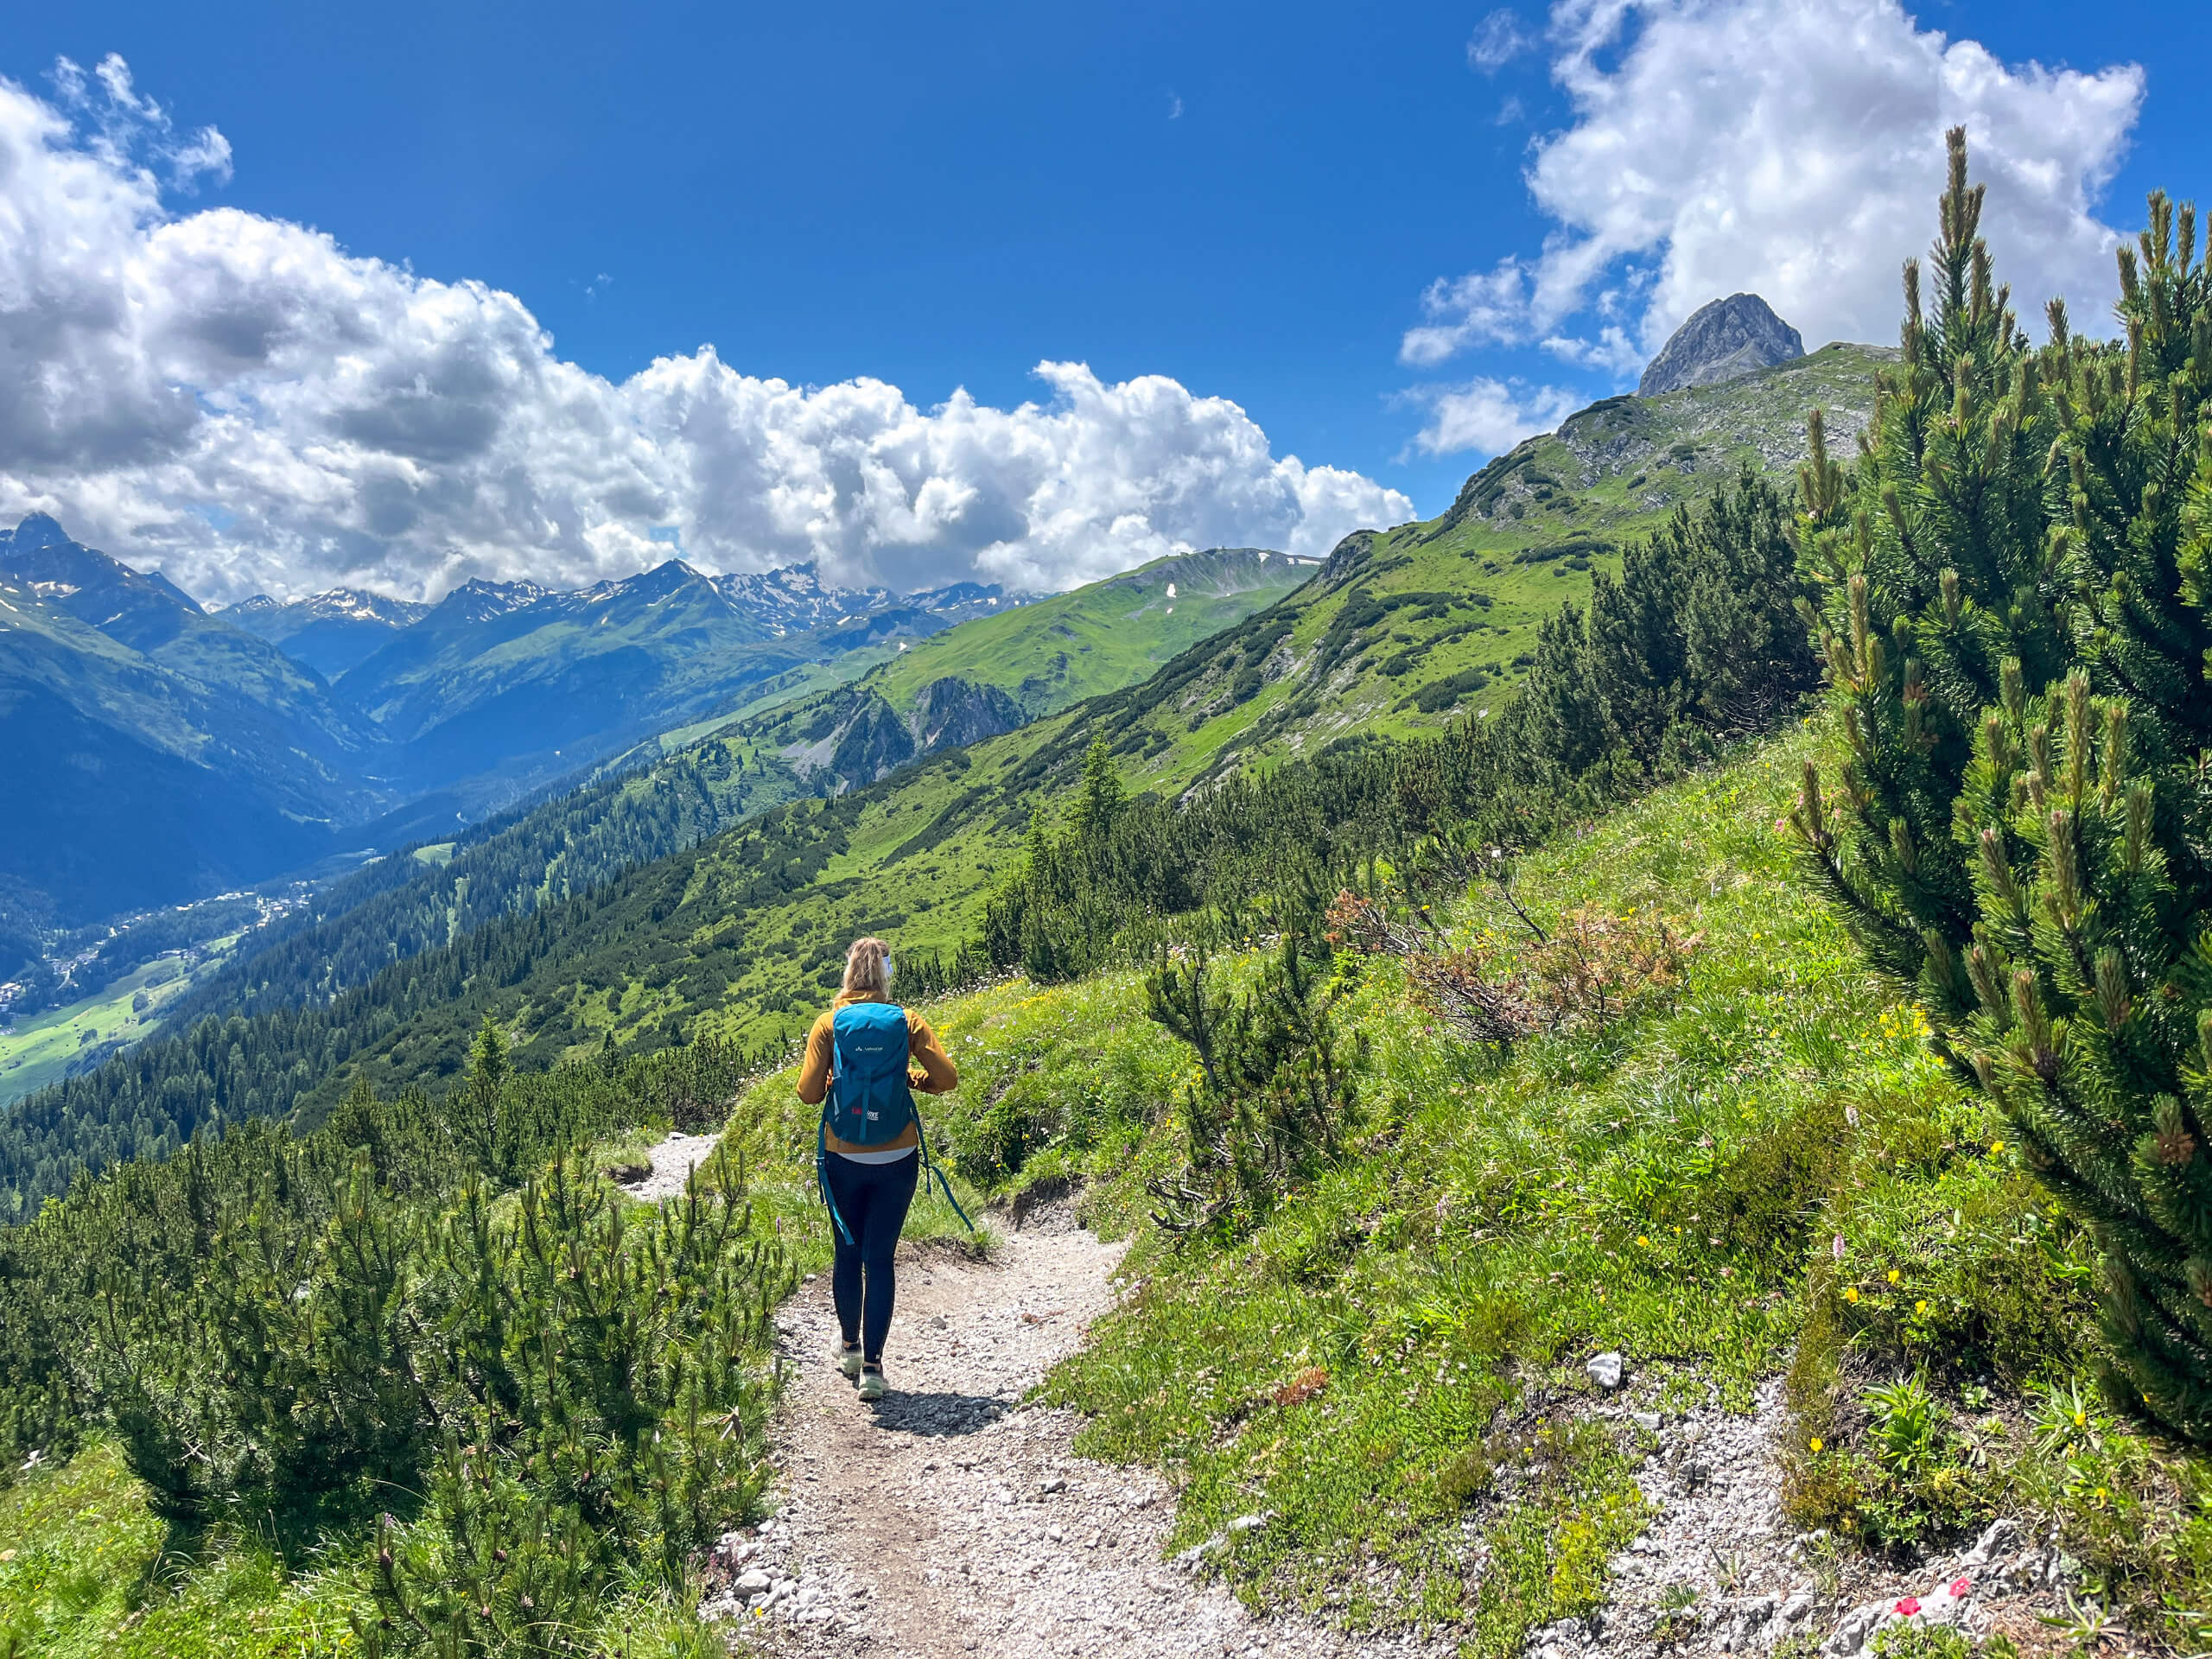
[618,1130,723,1202]
[712,1199,1452,1659]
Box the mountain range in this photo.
[0,335,1887,1161]
[0,523,1020,954]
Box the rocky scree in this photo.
[1531,1369,2107,1659]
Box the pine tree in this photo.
[464,1015,510,1179]
[1070,733,1126,846]
[1792,129,2212,1437]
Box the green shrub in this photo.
[1790,130,2212,1440]
[1143,931,1364,1240]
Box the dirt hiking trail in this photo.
[615,1134,2100,1659]
[690,1184,1447,1659]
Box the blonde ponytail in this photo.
[841,937,893,1001]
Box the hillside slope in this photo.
[0,518,392,933]
[0,547,1309,1120]
[706,546,1319,797]
[0,353,1880,1198]
[874,545,1319,715]
[5,732,2186,1659]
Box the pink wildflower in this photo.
[1949,1578,1972,1599]
[1894,1598,1921,1618]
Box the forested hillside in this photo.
[78,546,1308,1039]
[0,443,1827,1211]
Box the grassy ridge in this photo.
[872,546,1318,715]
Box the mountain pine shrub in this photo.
[0,1033,791,1650]
[1143,928,1365,1238]
[1791,129,2212,1437]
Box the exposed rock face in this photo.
[787,676,1029,792]
[1638,294,1804,397]
[821,696,915,787]
[907,676,1023,753]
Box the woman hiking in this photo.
[797,937,959,1402]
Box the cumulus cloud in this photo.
[0,65,1408,604]
[1404,378,1583,457]
[1407,0,2145,370]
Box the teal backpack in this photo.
[815,1002,973,1243]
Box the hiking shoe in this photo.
[856,1366,887,1402]
[835,1342,863,1379]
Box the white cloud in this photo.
[0,64,1409,604]
[1407,0,2145,368]
[1467,10,1535,73]
[54,52,232,193]
[1541,325,1643,374]
[1402,257,1535,365]
[1406,378,1582,457]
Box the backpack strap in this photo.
[816,1111,855,1247]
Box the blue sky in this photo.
[3,0,2207,599]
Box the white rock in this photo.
[734,1567,771,1594]
[1823,1598,1895,1657]
[1962,1517,2020,1567]
[1587,1351,1625,1390]
[1173,1534,1225,1569]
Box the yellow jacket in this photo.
[798,994,958,1154]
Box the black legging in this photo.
[823,1152,918,1363]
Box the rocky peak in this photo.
[10,512,72,551]
[1637,294,1804,397]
